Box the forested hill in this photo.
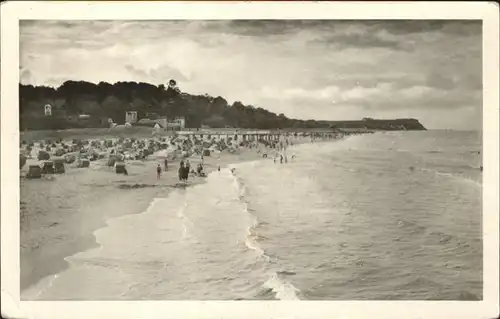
[19,81,427,131]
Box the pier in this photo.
[175,128,373,141]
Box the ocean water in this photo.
[25,130,483,300]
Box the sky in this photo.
[19,20,482,130]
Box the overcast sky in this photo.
[20,20,482,130]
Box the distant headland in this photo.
[19,81,427,131]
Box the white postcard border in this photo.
[1,2,498,319]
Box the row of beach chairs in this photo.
[26,158,91,179]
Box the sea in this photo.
[24,130,483,300]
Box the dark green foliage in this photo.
[19,81,328,130]
[19,81,426,131]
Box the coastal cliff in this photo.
[19,81,426,131]
[324,118,427,131]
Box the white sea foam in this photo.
[262,273,300,300]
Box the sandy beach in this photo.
[20,136,270,294]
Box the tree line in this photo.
[19,80,330,131]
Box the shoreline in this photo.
[18,131,483,301]
[20,146,267,297]
[20,135,345,298]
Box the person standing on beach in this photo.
[178,162,185,182]
[183,162,190,182]
[156,164,162,180]
[185,160,191,174]
[201,153,204,165]
[164,158,168,171]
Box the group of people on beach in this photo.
[156,157,207,183]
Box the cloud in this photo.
[125,64,189,84]
[19,20,482,130]
[326,33,411,51]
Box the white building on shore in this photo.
[44,104,52,116]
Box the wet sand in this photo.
[20,148,263,294]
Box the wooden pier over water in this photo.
[176,128,374,141]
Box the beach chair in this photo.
[53,158,66,174]
[54,161,66,174]
[26,165,42,179]
[41,161,55,174]
[115,163,127,174]
[77,159,90,168]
